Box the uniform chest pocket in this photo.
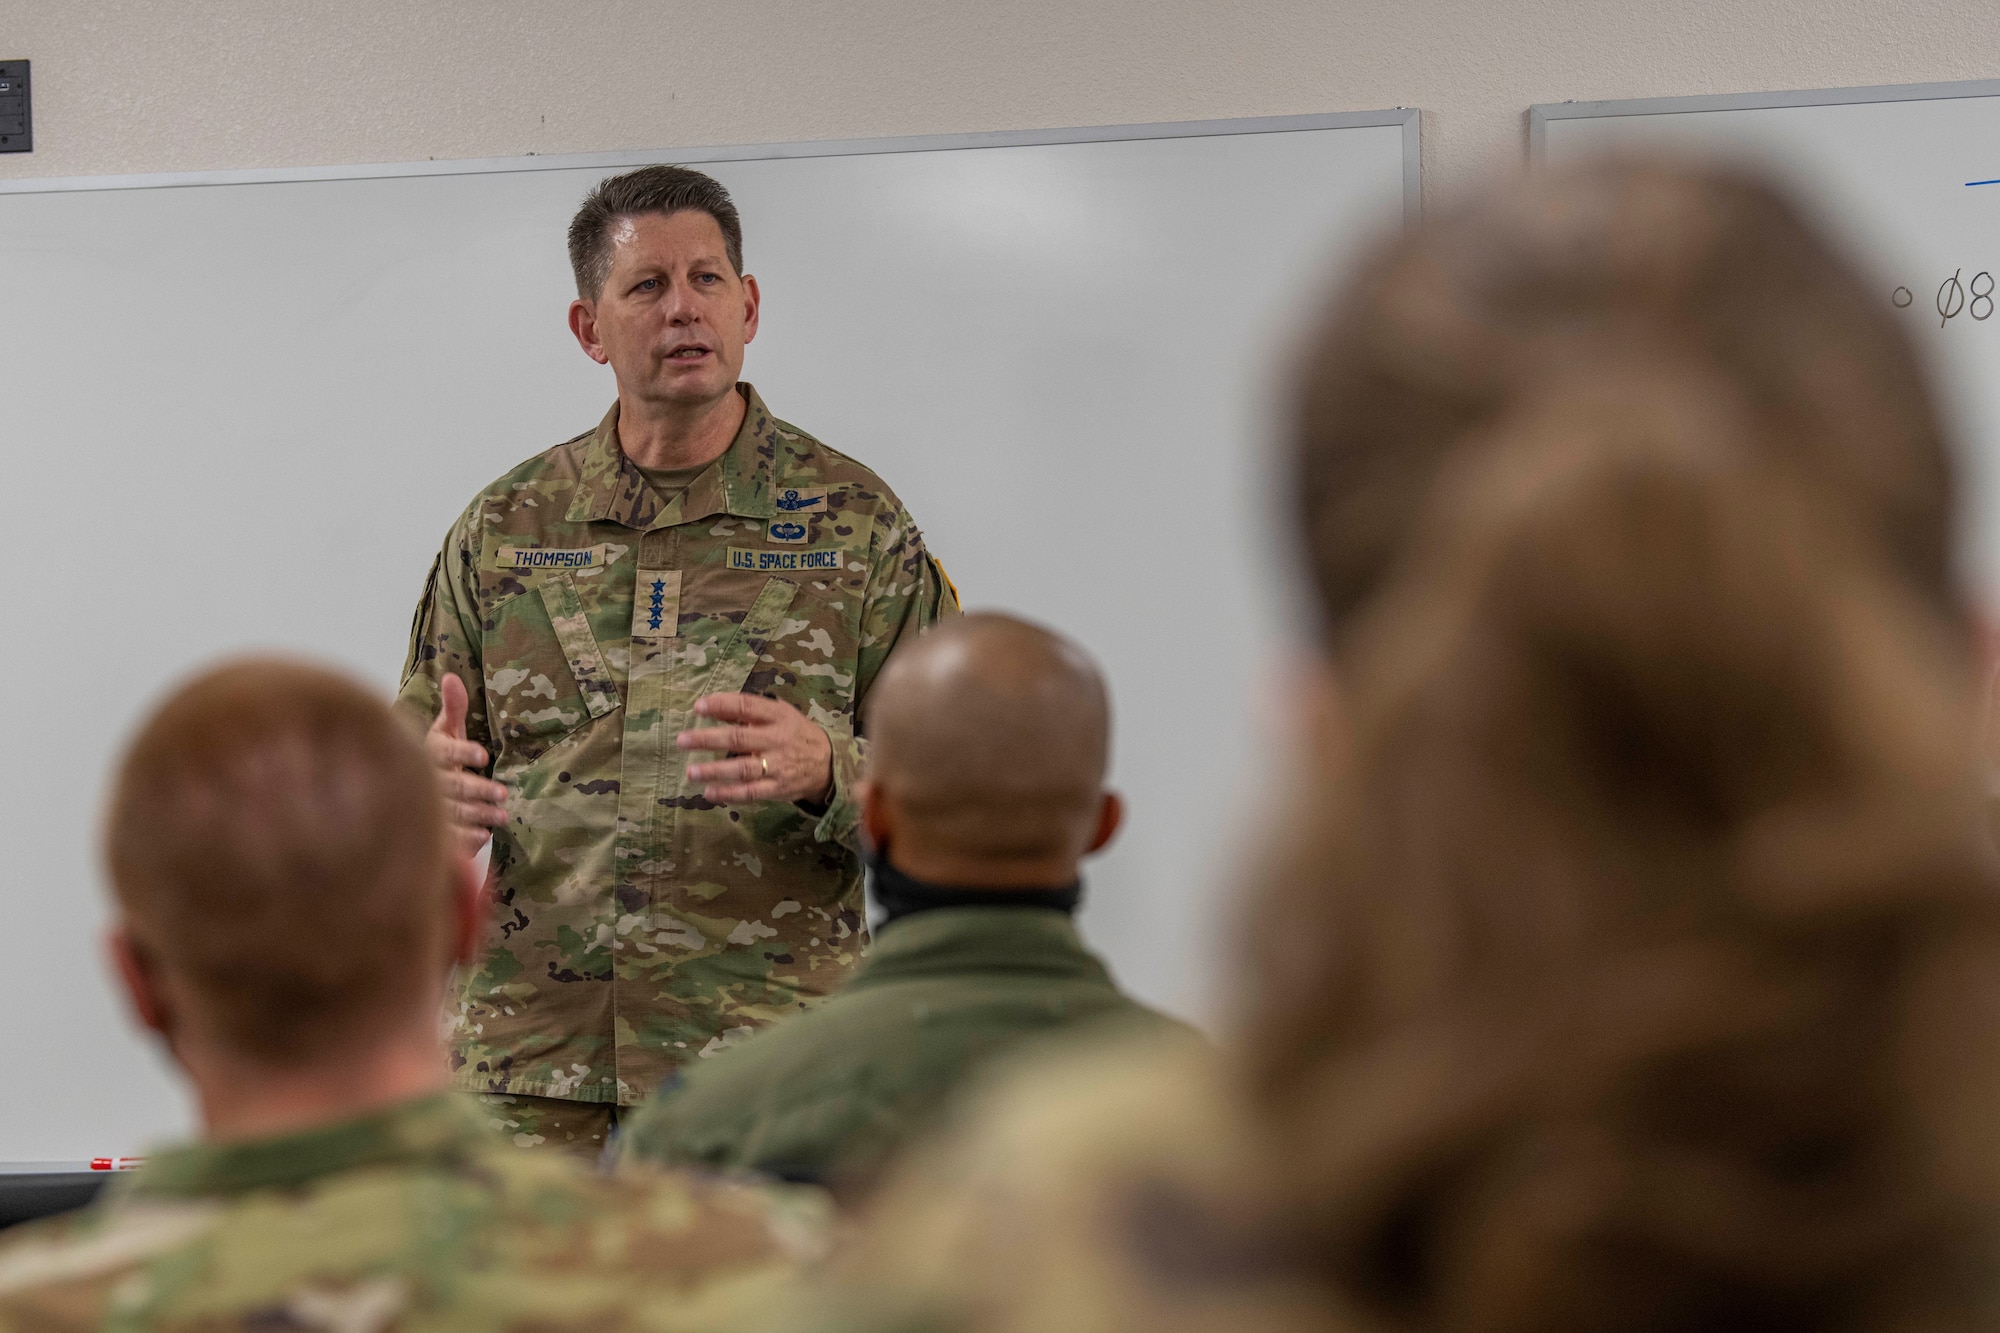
[686,576,801,702]
[483,572,620,764]
[743,576,865,723]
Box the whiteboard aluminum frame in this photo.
[0,109,1422,223]
[1529,77,2000,162]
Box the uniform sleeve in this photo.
[395,501,492,762]
[615,1071,717,1170]
[618,1060,781,1179]
[788,1031,1224,1333]
[811,511,960,849]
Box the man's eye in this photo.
[695,273,718,285]
[636,278,660,292]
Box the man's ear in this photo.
[859,778,891,855]
[107,926,170,1039]
[1297,651,1350,775]
[451,856,491,968]
[740,273,761,345]
[1980,610,2000,768]
[567,298,609,365]
[1259,648,1354,794]
[1085,791,1125,856]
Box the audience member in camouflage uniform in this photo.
[0,660,823,1329]
[399,165,956,1153]
[620,614,1188,1194]
[790,164,2000,1333]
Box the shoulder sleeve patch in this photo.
[932,557,961,609]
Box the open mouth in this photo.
[666,344,712,362]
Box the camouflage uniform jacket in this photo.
[398,385,957,1106]
[0,1092,827,1332]
[619,906,1187,1189]
[759,1033,1354,1333]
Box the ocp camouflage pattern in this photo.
[0,1093,827,1331]
[398,385,957,1106]
[729,1033,1343,1333]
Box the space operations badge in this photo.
[772,486,828,513]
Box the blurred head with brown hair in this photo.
[1242,161,2000,1332]
[1292,158,1961,643]
[105,658,484,1139]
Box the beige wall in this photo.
[4,0,2000,196]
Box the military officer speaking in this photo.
[397,164,958,1153]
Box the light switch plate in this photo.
[0,61,31,153]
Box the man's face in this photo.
[570,209,759,410]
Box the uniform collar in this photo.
[116,1093,491,1201]
[567,382,779,529]
[870,853,1081,926]
[854,907,1114,990]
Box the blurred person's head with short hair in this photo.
[105,658,484,1137]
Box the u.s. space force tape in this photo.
[727,546,853,574]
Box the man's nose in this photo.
[660,278,699,324]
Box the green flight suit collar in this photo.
[115,1093,489,1201]
[852,906,1115,990]
[567,382,779,529]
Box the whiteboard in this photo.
[1533,79,2000,600]
[0,112,1417,1161]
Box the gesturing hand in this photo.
[678,693,834,806]
[427,673,509,855]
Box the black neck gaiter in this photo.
[868,850,1083,927]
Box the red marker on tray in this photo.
[88,1157,144,1171]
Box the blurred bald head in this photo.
[863,614,1114,879]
